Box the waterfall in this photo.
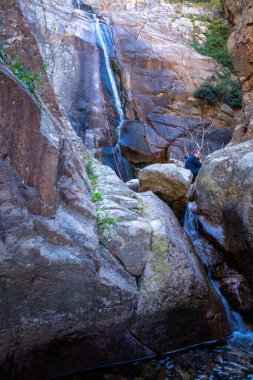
[75,0,82,9]
[184,202,248,334]
[95,17,124,132]
[94,16,132,182]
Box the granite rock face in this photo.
[139,163,192,220]
[222,0,253,143]
[0,62,230,379]
[194,141,253,289]
[1,0,235,172]
[100,0,235,164]
[192,1,253,305]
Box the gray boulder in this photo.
[138,163,193,220]
[194,140,253,288]
[126,178,140,192]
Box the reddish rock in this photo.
[222,0,253,142]
[0,63,59,217]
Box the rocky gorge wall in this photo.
[193,0,253,315]
[3,0,236,171]
[222,0,253,143]
[0,0,232,378]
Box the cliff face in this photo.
[222,0,253,142]
[2,0,235,171]
[0,0,231,378]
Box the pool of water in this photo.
[58,331,253,380]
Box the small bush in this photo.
[92,189,103,202]
[97,207,118,239]
[194,82,219,105]
[85,156,99,188]
[11,56,42,94]
[0,46,42,94]
[193,71,242,109]
[225,80,242,109]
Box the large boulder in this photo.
[138,163,192,220]
[191,0,253,320]
[194,140,253,289]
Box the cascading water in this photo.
[94,16,132,182]
[75,0,132,182]
[75,0,82,9]
[184,202,250,334]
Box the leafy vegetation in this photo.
[190,14,242,109]
[10,56,42,94]
[97,207,118,234]
[85,154,99,188]
[84,152,118,243]
[192,20,233,71]
[0,45,42,94]
[193,69,242,109]
[92,189,103,203]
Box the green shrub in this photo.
[193,70,242,109]
[224,80,242,109]
[192,20,233,71]
[11,56,42,94]
[85,156,99,188]
[97,207,118,240]
[0,46,42,94]
[193,82,219,105]
[92,189,103,202]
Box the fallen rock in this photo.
[126,179,140,192]
[138,163,193,220]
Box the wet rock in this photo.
[194,141,253,288]
[120,121,167,164]
[126,179,140,192]
[138,163,192,220]
[219,274,253,313]
[108,3,235,162]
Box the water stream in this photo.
[183,202,249,334]
[94,16,132,182]
[75,0,132,181]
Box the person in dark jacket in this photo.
[185,150,202,182]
